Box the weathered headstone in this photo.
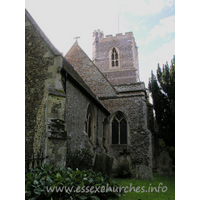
[157,150,172,175]
[93,153,114,177]
[135,164,153,180]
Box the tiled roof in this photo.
[65,42,117,97]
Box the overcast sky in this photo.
[25,0,175,88]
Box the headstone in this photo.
[135,164,153,180]
[157,150,172,175]
[93,153,114,177]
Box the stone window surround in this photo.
[110,111,129,145]
[85,103,95,143]
[103,118,109,149]
[109,47,120,70]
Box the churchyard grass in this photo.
[114,173,175,200]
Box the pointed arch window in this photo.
[111,48,119,67]
[112,112,127,144]
[103,118,108,149]
[85,104,95,143]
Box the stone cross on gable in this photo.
[74,36,80,42]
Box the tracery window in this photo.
[111,48,119,67]
[112,112,127,144]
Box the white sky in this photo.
[25,0,175,88]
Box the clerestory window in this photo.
[112,112,127,144]
[111,48,119,67]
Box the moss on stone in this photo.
[56,89,65,93]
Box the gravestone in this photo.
[157,150,172,175]
[135,164,153,180]
[93,153,114,177]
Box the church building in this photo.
[25,9,155,179]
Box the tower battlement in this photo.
[93,29,134,43]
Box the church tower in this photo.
[92,29,140,85]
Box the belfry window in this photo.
[112,112,127,144]
[111,48,119,67]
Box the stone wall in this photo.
[26,11,67,168]
[25,15,54,154]
[65,78,109,155]
[42,56,67,168]
[44,90,67,168]
[101,94,152,167]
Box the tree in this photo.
[148,56,175,147]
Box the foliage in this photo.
[148,56,175,148]
[25,164,123,200]
[114,160,134,178]
[159,139,175,165]
[66,148,94,171]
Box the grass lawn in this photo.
[114,173,175,200]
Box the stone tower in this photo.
[92,29,139,85]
